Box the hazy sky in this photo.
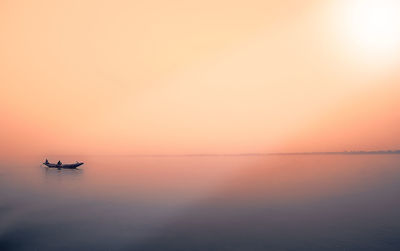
[1,0,400,156]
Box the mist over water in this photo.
[1,155,400,250]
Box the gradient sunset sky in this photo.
[1,0,400,156]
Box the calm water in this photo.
[1,155,400,250]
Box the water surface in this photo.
[1,155,400,250]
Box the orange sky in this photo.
[1,0,400,156]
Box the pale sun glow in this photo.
[334,0,400,66]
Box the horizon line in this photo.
[46,150,400,157]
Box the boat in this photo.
[43,159,84,169]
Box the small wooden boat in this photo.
[43,159,84,169]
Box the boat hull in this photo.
[44,162,84,169]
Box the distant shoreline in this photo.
[94,151,400,157]
[166,151,400,157]
[252,150,400,156]
[45,150,400,158]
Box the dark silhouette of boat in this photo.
[43,159,84,169]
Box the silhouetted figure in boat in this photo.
[45,159,49,165]
[57,160,62,166]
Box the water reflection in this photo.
[133,155,400,251]
[1,155,400,250]
[42,166,84,179]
